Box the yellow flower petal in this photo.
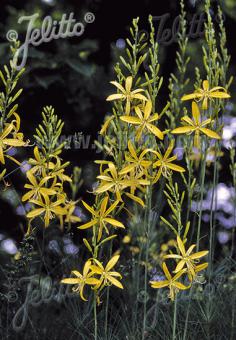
[181,93,202,101]
[172,126,195,134]
[61,278,80,284]
[125,76,133,92]
[103,217,125,228]
[150,280,169,289]
[107,276,123,289]
[162,262,172,281]
[200,128,221,139]
[106,94,124,101]
[190,250,209,260]
[78,219,97,230]
[147,123,164,140]
[209,91,230,99]
[192,102,200,125]
[120,116,141,125]
[106,255,120,272]
[177,236,186,256]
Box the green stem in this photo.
[183,287,193,340]
[196,145,207,251]
[94,292,98,340]
[172,298,177,340]
[105,241,113,338]
[142,184,153,339]
[208,145,218,277]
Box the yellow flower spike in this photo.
[181,80,230,110]
[27,194,67,227]
[172,101,221,149]
[61,260,100,301]
[106,76,148,115]
[151,140,185,183]
[78,197,124,242]
[120,100,164,142]
[150,262,190,301]
[164,235,209,281]
[90,255,124,290]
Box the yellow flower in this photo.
[28,146,56,175]
[78,197,124,241]
[61,260,100,301]
[106,76,148,115]
[119,141,152,177]
[181,80,230,110]
[121,170,150,207]
[95,162,136,201]
[120,100,164,141]
[152,140,185,183]
[27,194,67,227]
[0,123,25,164]
[22,172,57,202]
[172,101,221,148]
[164,236,208,281]
[90,255,123,290]
[150,262,189,301]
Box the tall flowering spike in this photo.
[120,100,164,141]
[0,41,26,180]
[181,80,230,110]
[172,101,221,149]
[106,76,148,115]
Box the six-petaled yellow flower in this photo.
[90,255,124,290]
[119,141,152,177]
[95,162,136,201]
[22,172,57,202]
[61,260,100,301]
[181,80,230,110]
[27,194,67,227]
[172,101,221,148]
[120,100,164,142]
[106,76,148,115]
[152,140,185,183]
[78,197,124,241]
[150,262,189,301]
[164,236,208,281]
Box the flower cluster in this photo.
[150,236,208,301]
[61,73,186,303]
[0,42,27,183]
[61,255,123,302]
[23,106,80,229]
